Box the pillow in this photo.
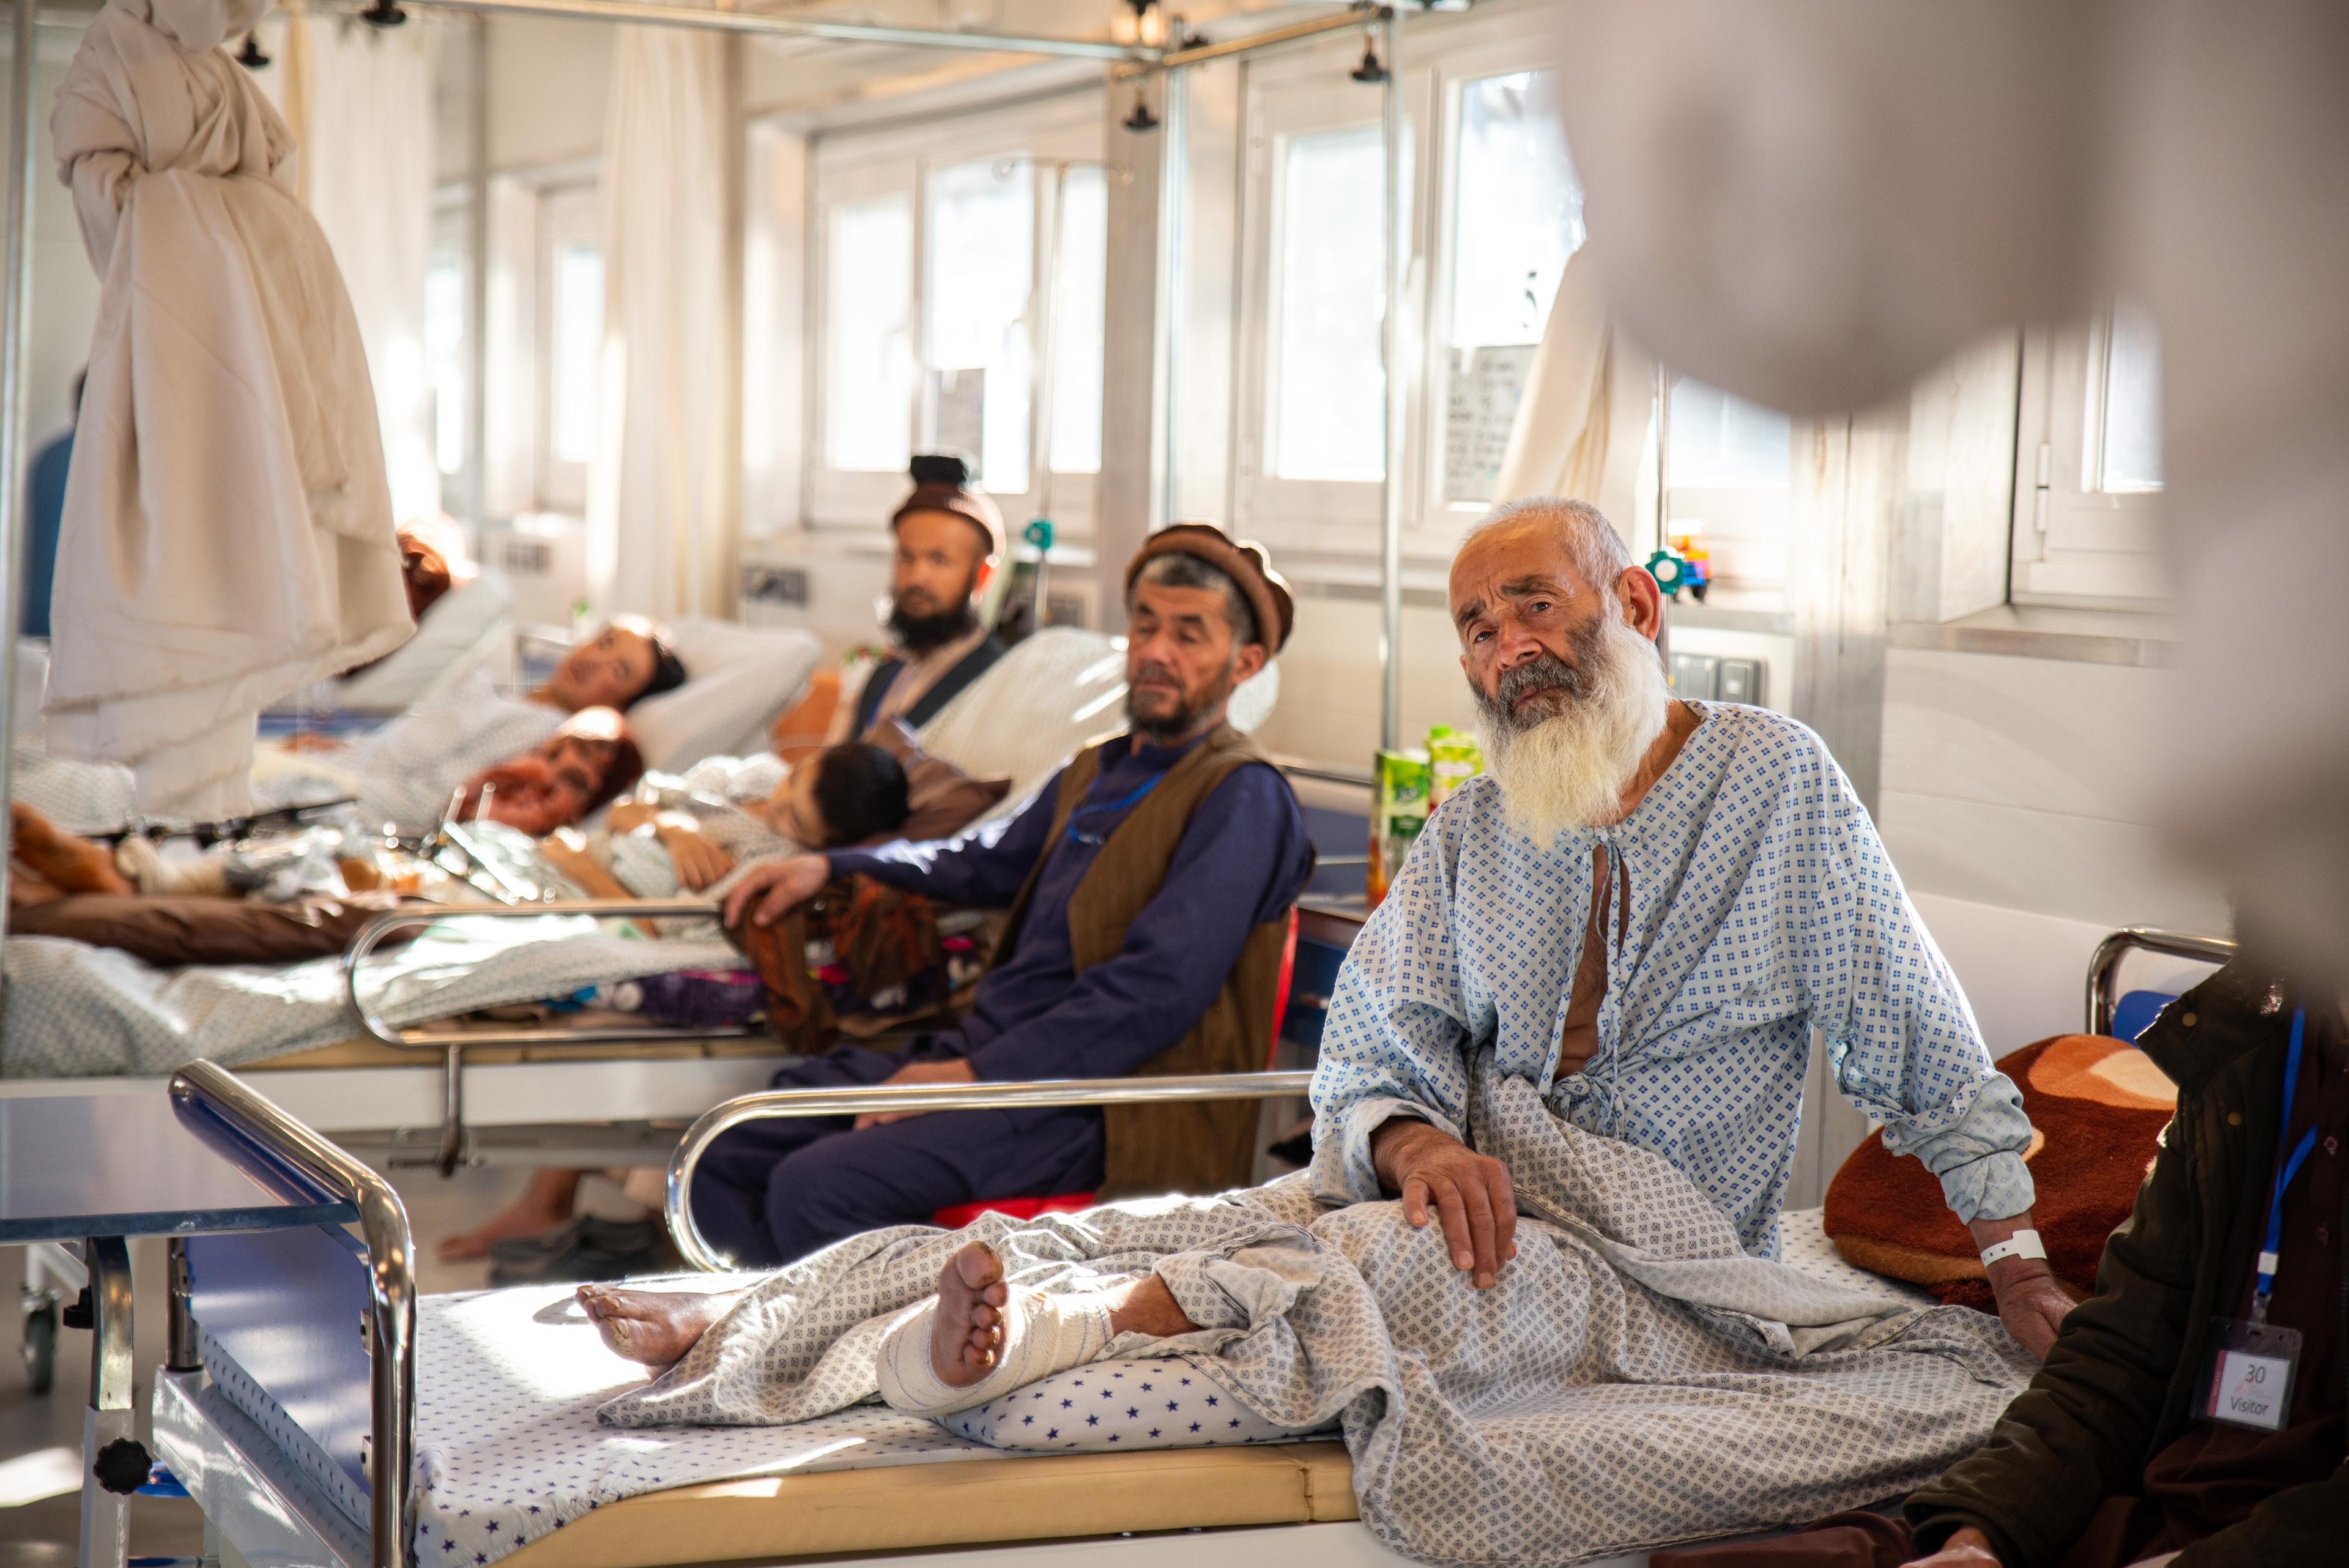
[11,891,414,967]
[627,620,823,774]
[865,718,1013,843]
[327,573,516,714]
[1822,1032,2177,1308]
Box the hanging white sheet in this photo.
[48,0,412,821]
[588,3,738,620]
[1490,245,1655,535]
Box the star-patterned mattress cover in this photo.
[383,1192,1947,1568]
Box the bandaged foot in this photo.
[875,1241,1116,1418]
[114,835,228,896]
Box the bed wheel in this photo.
[21,1296,58,1395]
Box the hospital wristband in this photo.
[1978,1230,2047,1268]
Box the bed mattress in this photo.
[220,1208,1928,1568]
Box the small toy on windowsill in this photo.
[1669,532,1713,604]
[1644,541,1712,604]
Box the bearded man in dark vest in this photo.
[700,526,1315,1267]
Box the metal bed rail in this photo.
[666,1071,1315,1271]
[2086,927,2238,1036]
[343,901,765,1175]
[169,1061,416,1568]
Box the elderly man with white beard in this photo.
[1309,497,2076,1358]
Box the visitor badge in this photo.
[2198,1318,2300,1432]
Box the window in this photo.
[925,157,1035,492]
[2011,305,2167,606]
[802,95,1107,531]
[425,187,473,511]
[824,193,915,474]
[1663,377,1793,598]
[1047,165,1108,478]
[1272,125,1392,483]
[1241,36,1612,548]
[1436,70,1583,509]
[535,182,603,512]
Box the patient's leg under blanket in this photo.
[601,1061,2036,1566]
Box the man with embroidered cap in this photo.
[1310,496,2074,1357]
[697,524,1316,1267]
[828,453,1012,742]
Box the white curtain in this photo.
[268,4,440,529]
[1491,247,1656,544]
[588,16,738,621]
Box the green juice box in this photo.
[1368,748,1431,908]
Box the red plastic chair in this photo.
[930,907,1301,1230]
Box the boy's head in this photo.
[776,741,911,849]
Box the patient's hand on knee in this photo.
[576,1285,743,1371]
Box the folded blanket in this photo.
[603,1061,2033,1564]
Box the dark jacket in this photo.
[1907,962,2349,1568]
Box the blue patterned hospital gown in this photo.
[1310,702,2033,1255]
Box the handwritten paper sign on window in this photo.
[1444,344,1536,503]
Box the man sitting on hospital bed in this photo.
[568,499,2063,1396]
[1292,497,2071,1353]
[655,525,1313,1269]
[822,454,1010,747]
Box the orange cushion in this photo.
[770,667,841,764]
[1822,1033,2176,1309]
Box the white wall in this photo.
[1878,648,2229,936]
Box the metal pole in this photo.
[1115,7,1386,78]
[0,0,44,943]
[666,1071,1315,1270]
[1157,67,1186,533]
[173,1062,417,1568]
[1377,6,1405,752]
[80,1236,136,1568]
[344,0,1145,59]
[464,16,489,527]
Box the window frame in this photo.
[803,91,1107,536]
[1234,15,1610,563]
[2009,313,2168,608]
[532,177,603,515]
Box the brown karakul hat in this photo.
[891,453,1008,562]
[1125,522,1294,655]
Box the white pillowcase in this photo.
[626,619,823,773]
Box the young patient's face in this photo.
[766,762,829,848]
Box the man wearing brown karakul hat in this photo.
[679,525,1316,1270]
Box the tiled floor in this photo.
[0,1161,654,1560]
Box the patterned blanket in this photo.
[602,1064,2034,1564]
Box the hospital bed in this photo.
[142,1052,1942,1568]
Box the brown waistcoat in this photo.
[995,724,1296,1200]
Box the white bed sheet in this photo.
[0,913,738,1078]
[395,1208,1930,1567]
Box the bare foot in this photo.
[931,1241,1011,1388]
[576,1285,741,1367]
[438,1169,582,1262]
[11,805,132,897]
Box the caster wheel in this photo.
[22,1299,57,1395]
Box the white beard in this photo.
[1475,615,1672,847]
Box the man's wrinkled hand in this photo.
[1906,1525,2002,1567]
[1989,1265,2076,1361]
[853,1057,978,1130]
[721,853,828,928]
[1371,1119,1518,1288]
